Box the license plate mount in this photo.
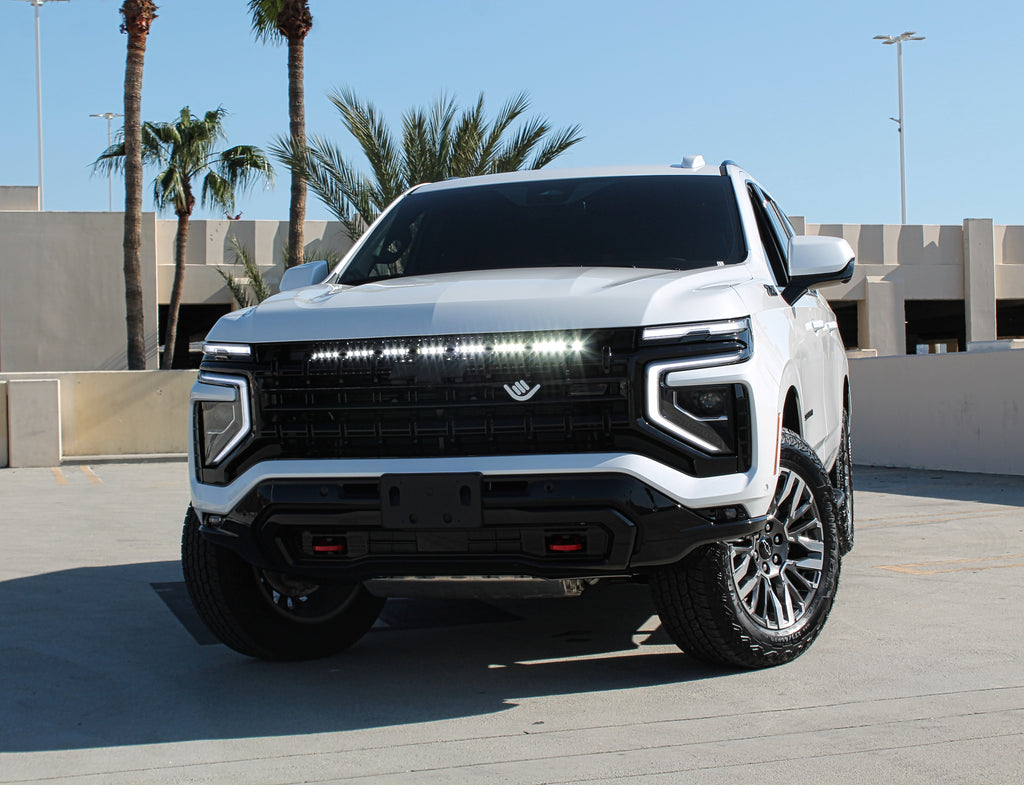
[380,473,483,528]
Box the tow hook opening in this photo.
[546,533,586,553]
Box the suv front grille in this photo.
[251,329,637,460]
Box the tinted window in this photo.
[339,176,746,284]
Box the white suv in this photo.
[183,158,855,669]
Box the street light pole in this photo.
[90,112,123,211]
[10,0,70,211]
[875,31,925,224]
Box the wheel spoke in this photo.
[766,581,788,628]
[732,552,753,583]
[737,570,760,602]
[784,563,814,592]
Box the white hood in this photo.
[206,266,752,344]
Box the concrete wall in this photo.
[0,370,196,465]
[0,186,39,211]
[849,349,1024,475]
[0,211,160,371]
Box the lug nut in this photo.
[772,554,782,564]
[774,535,783,544]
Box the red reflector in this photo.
[549,542,584,552]
[312,538,346,553]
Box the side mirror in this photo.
[279,259,330,292]
[783,236,855,303]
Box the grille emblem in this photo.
[504,380,541,401]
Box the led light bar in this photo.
[304,335,588,363]
[310,350,342,361]
[418,344,448,356]
[202,342,252,359]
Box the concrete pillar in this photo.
[964,218,997,344]
[7,378,61,467]
[0,381,8,467]
[860,275,906,357]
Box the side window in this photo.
[747,183,789,285]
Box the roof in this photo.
[415,161,740,194]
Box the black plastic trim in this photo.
[199,473,766,581]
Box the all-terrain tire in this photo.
[181,506,385,661]
[650,429,841,669]
[830,407,855,556]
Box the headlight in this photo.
[655,383,747,454]
[641,318,752,368]
[202,342,252,361]
[643,317,754,466]
[194,373,251,466]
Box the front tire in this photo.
[650,429,841,669]
[830,407,855,556]
[181,507,385,661]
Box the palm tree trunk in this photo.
[120,1,157,369]
[286,32,306,268]
[162,210,189,370]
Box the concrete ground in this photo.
[0,461,1022,784]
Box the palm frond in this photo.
[153,165,188,212]
[477,91,530,172]
[201,170,235,213]
[247,0,286,43]
[529,124,584,170]
[449,94,486,176]
[92,140,127,177]
[329,87,404,204]
[216,267,254,309]
[489,116,549,173]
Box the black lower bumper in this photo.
[198,473,765,581]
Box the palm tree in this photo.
[95,107,274,368]
[274,89,583,240]
[248,0,312,268]
[119,0,158,369]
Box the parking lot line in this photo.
[80,466,104,485]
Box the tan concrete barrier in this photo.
[849,348,1024,475]
[0,370,197,462]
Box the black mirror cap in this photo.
[783,258,855,304]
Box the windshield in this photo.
[338,175,747,285]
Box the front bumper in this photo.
[196,470,766,581]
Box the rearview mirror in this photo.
[279,259,330,292]
[783,236,855,303]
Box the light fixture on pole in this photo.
[90,112,123,211]
[9,0,70,211]
[874,31,925,224]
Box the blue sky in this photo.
[0,0,1020,226]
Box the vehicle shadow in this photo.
[0,561,732,752]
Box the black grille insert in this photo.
[250,329,637,460]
